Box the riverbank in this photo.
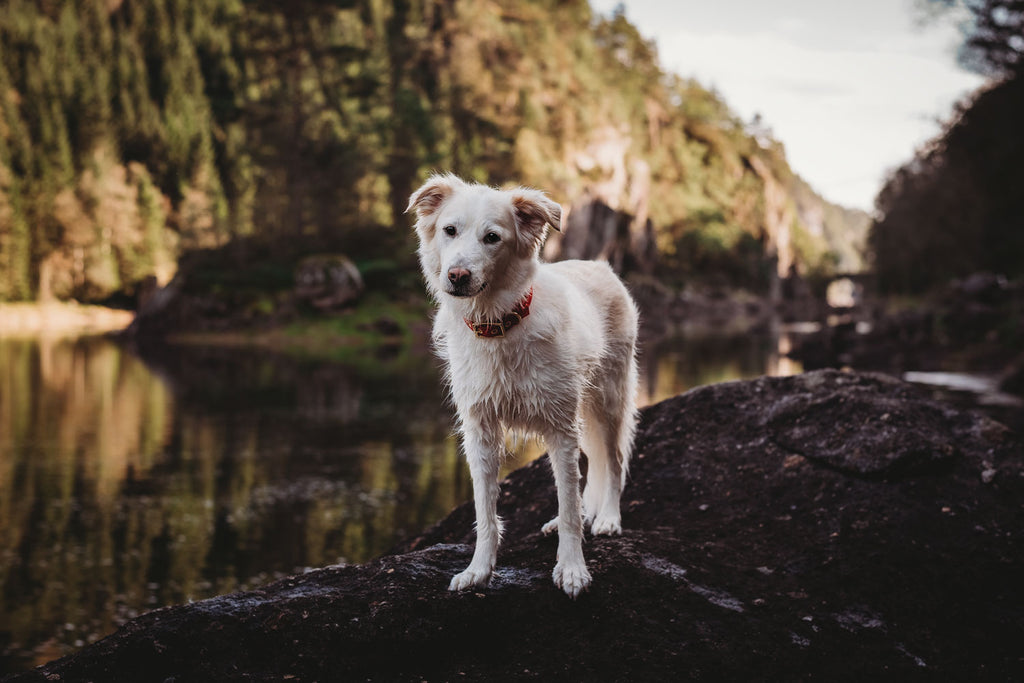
[0,298,426,365]
[0,302,134,337]
[787,273,1024,429]
[144,294,433,364]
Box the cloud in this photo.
[653,28,983,208]
[768,79,853,99]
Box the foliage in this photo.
[918,0,1024,78]
[0,0,863,303]
[869,76,1024,293]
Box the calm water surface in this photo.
[0,329,799,672]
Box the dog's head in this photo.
[406,174,561,301]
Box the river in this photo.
[0,329,800,672]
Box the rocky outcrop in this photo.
[293,254,364,313]
[554,198,656,276]
[5,370,1022,682]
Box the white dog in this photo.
[407,174,639,598]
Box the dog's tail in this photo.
[617,341,639,485]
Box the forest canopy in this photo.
[0,0,866,303]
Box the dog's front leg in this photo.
[449,416,503,592]
[547,431,591,598]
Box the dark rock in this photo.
[1000,355,1024,396]
[555,198,657,276]
[765,372,968,477]
[955,271,1008,301]
[294,254,364,312]
[5,370,1023,682]
[558,198,627,264]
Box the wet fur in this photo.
[407,173,639,598]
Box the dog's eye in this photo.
[443,225,457,236]
[483,232,501,244]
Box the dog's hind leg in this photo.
[542,353,638,538]
[540,424,591,536]
[580,408,610,529]
[586,346,638,536]
[539,422,608,536]
[540,423,589,536]
[449,414,503,591]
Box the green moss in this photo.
[266,293,430,366]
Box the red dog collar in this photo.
[464,287,533,338]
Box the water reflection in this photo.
[639,326,802,404]
[0,338,174,670]
[0,327,799,672]
[0,337,465,671]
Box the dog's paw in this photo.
[590,515,622,536]
[552,561,591,599]
[449,567,491,592]
[540,517,558,535]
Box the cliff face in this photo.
[6,370,1022,682]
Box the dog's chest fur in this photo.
[439,322,593,431]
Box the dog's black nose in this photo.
[448,267,471,287]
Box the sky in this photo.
[589,0,987,211]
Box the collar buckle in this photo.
[471,321,505,338]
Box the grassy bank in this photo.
[165,292,432,365]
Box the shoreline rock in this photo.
[5,370,1022,682]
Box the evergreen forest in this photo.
[0,0,868,305]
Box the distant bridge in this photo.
[824,272,873,308]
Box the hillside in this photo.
[0,0,867,304]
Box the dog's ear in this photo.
[511,189,561,253]
[406,173,462,220]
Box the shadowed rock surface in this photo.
[5,370,1022,682]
